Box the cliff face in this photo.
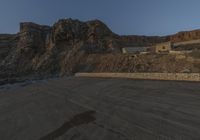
[1,18,200,82]
[0,19,121,80]
[118,29,200,46]
[0,34,18,61]
[118,35,168,47]
[170,29,200,42]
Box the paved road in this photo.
[0,77,200,140]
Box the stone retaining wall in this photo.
[75,73,200,82]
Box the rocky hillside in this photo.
[170,29,200,42]
[0,34,18,60]
[0,19,117,79]
[1,18,200,83]
[0,19,165,79]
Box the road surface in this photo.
[0,77,200,140]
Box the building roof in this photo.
[122,47,147,53]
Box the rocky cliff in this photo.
[1,18,200,83]
[170,29,200,42]
[0,19,120,81]
[0,34,18,60]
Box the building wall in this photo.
[75,72,200,82]
[122,48,127,53]
[155,42,171,53]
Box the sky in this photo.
[1,0,200,36]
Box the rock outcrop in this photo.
[170,29,200,42]
[0,19,121,81]
[1,18,200,83]
[0,34,18,60]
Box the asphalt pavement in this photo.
[0,77,200,140]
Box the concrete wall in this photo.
[169,50,192,55]
[150,42,171,53]
[155,42,171,53]
[75,72,200,82]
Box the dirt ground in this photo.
[0,77,200,140]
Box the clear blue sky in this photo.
[1,0,200,36]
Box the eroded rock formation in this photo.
[170,29,200,42]
[1,18,200,83]
[0,19,121,80]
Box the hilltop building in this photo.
[151,42,172,53]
